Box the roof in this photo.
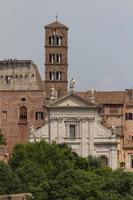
[95,91,126,104]
[45,21,68,29]
[77,91,126,105]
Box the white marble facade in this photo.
[30,92,118,169]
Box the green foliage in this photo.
[87,155,102,169]
[0,161,25,195]
[0,130,6,145]
[0,140,133,199]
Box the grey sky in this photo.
[0,0,133,91]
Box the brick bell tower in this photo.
[44,19,68,100]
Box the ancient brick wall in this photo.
[0,91,45,154]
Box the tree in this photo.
[0,161,26,195]
[0,130,6,145]
[7,141,133,200]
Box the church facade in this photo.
[0,20,133,170]
[30,92,118,169]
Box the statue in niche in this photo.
[50,87,56,100]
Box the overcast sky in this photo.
[0,0,133,91]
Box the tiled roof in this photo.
[45,21,68,29]
[77,91,126,105]
[95,91,125,104]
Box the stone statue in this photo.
[90,87,95,103]
[50,87,56,100]
[30,124,34,135]
[29,124,36,142]
[70,78,76,91]
[111,125,117,135]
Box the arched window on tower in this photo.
[52,72,55,80]
[49,72,52,80]
[52,29,56,46]
[59,36,62,46]
[49,54,52,63]
[19,106,27,121]
[60,54,62,63]
[49,54,55,63]
[49,36,51,45]
[56,71,59,80]
[49,36,54,46]
[49,72,55,80]
[52,36,54,45]
[56,54,62,63]
[56,36,61,46]
[56,54,59,63]
[59,71,61,80]
[50,29,63,46]
[52,54,55,63]
[53,72,56,80]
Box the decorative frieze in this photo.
[50,117,63,123]
[80,117,95,123]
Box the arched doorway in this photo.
[99,155,108,167]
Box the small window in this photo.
[125,113,133,120]
[36,112,44,120]
[20,106,27,120]
[3,111,7,120]
[5,76,11,84]
[21,98,26,101]
[15,75,18,79]
[110,107,118,114]
[69,125,76,138]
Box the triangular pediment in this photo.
[48,92,97,108]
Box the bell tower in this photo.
[44,20,68,100]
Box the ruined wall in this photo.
[0,60,42,91]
